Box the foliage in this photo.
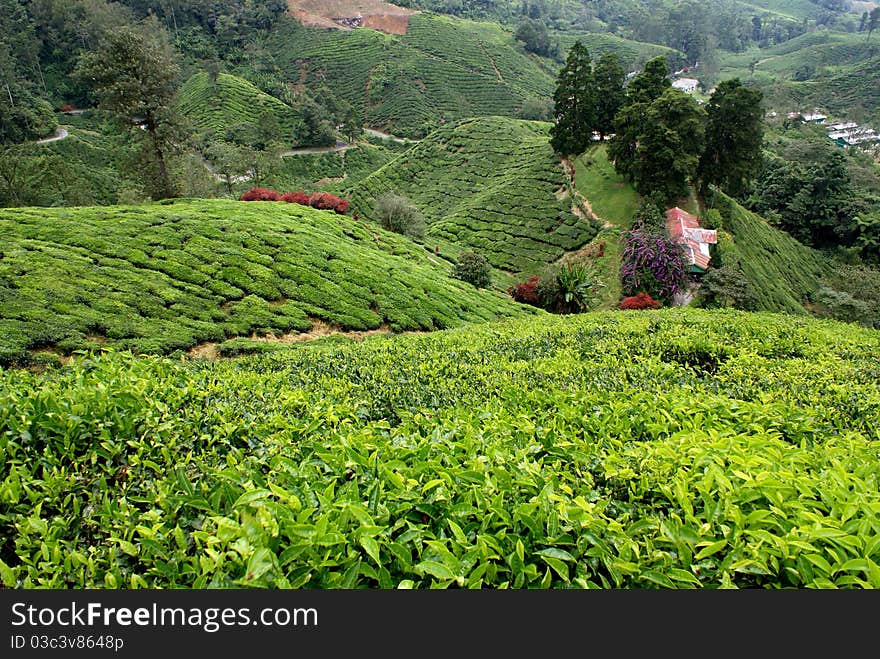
[538,263,602,314]
[452,252,492,288]
[515,18,552,57]
[177,72,308,147]
[593,52,626,139]
[632,199,667,232]
[619,292,660,310]
[374,192,426,241]
[0,200,527,365]
[508,276,541,307]
[349,117,597,274]
[811,287,874,327]
[629,89,706,198]
[699,79,764,197]
[620,228,688,303]
[550,41,596,156]
[2,310,879,589]
[238,187,350,214]
[698,264,757,310]
[72,19,182,200]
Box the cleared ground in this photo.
[287,0,416,34]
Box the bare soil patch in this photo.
[288,1,416,34]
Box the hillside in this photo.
[264,12,556,137]
[177,72,307,145]
[348,116,598,274]
[710,192,831,314]
[0,199,528,366]
[718,31,880,122]
[3,310,879,588]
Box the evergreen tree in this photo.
[699,78,764,196]
[549,41,596,156]
[630,89,706,199]
[625,55,671,105]
[593,52,625,139]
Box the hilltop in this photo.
[177,72,308,144]
[0,199,528,367]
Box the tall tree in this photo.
[630,89,706,198]
[73,19,181,199]
[699,78,764,196]
[549,41,596,156]
[593,52,625,140]
[625,55,671,105]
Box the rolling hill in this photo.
[264,12,557,137]
[177,72,307,145]
[347,116,599,274]
[0,199,529,366]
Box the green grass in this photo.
[177,72,306,144]
[572,146,641,230]
[263,13,556,138]
[0,199,530,366]
[2,309,879,588]
[347,116,599,274]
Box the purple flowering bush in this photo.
[620,229,687,303]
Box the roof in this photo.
[672,78,699,91]
[665,207,717,271]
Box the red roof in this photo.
[665,207,717,270]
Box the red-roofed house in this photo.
[665,207,717,273]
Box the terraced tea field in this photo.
[2,310,878,588]
[177,73,307,145]
[348,116,599,274]
[266,12,556,137]
[0,200,527,366]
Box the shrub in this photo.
[240,187,280,201]
[620,229,687,303]
[539,263,601,314]
[334,198,350,214]
[698,263,756,310]
[374,192,426,240]
[453,252,492,288]
[620,292,660,310]
[509,275,541,306]
[632,199,667,232]
[812,287,875,327]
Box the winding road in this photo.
[35,127,69,144]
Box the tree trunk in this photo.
[145,110,173,199]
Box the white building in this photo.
[672,78,699,93]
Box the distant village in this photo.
[785,110,880,150]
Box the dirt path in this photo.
[189,319,398,360]
[35,128,69,144]
[479,42,505,82]
[363,127,418,144]
[561,157,613,228]
[279,139,350,157]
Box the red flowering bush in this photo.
[239,187,281,201]
[509,276,541,307]
[240,188,350,213]
[619,292,660,310]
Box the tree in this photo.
[549,41,596,156]
[868,8,880,41]
[625,56,671,105]
[699,79,764,196]
[453,252,492,288]
[374,192,426,240]
[593,52,625,139]
[515,17,551,56]
[73,20,182,199]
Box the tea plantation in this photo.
[177,72,307,144]
[0,200,526,366]
[348,116,599,273]
[1,309,878,588]
[265,13,556,137]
